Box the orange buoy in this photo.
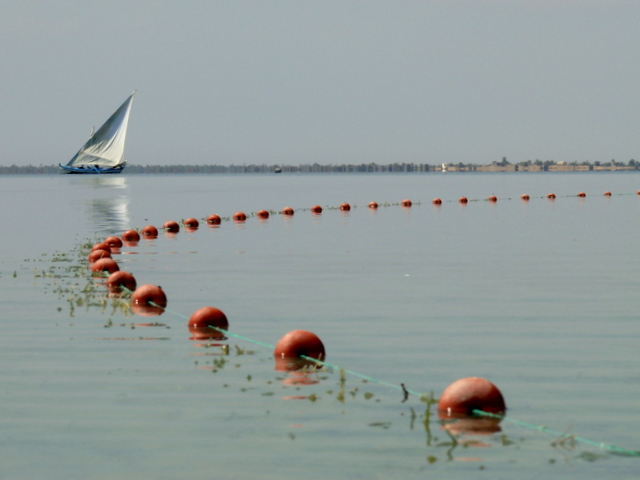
[547,193,556,199]
[106,271,137,293]
[91,242,111,253]
[274,330,326,360]
[90,258,119,275]
[604,191,612,196]
[274,330,326,371]
[281,207,294,216]
[207,214,221,225]
[257,209,270,219]
[310,205,323,214]
[401,199,412,207]
[184,218,199,228]
[438,377,506,418]
[163,220,180,233]
[141,225,158,238]
[104,236,123,248]
[368,201,378,209]
[577,192,586,197]
[88,249,111,263]
[520,194,530,201]
[339,203,351,211]
[188,306,228,340]
[188,306,228,331]
[122,229,141,242]
[459,196,468,204]
[487,195,497,202]
[232,212,247,222]
[637,190,640,196]
[131,284,167,316]
[432,198,442,205]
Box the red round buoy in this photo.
[637,190,640,196]
[122,229,140,242]
[273,330,326,370]
[188,306,228,330]
[310,205,323,214]
[487,195,497,203]
[91,242,112,253]
[459,196,468,204]
[257,209,270,219]
[401,199,412,207]
[207,214,221,225]
[91,258,119,275]
[104,236,123,248]
[604,191,612,196]
[88,249,111,263]
[188,306,228,340]
[163,220,180,233]
[521,194,530,201]
[233,212,247,222]
[274,330,326,361]
[368,201,378,209]
[339,203,351,211]
[577,192,586,197]
[547,193,556,199]
[281,207,294,216]
[184,218,199,228]
[131,284,167,316]
[141,225,158,238]
[106,271,137,293]
[438,377,506,418]
[432,198,442,205]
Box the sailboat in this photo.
[59,92,135,174]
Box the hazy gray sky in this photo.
[3,1,640,167]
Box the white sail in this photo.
[66,92,135,169]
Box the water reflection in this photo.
[88,196,129,236]
[72,176,130,237]
[274,356,322,372]
[439,415,503,436]
[70,176,128,189]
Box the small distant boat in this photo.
[274,166,282,173]
[59,92,135,174]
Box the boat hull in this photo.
[59,164,125,174]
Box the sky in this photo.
[2,0,640,167]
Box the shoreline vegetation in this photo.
[1,158,638,175]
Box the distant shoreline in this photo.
[1,161,638,175]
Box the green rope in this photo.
[138,301,640,457]
[473,410,640,457]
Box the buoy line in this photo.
[128,291,640,457]
[126,189,640,230]
[83,191,640,458]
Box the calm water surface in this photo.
[1,172,639,479]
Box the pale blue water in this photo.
[1,172,639,479]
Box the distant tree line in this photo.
[0,159,638,175]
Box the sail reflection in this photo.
[73,176,131,236]
[70,176,128,189]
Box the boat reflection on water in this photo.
[72,176,131,237]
